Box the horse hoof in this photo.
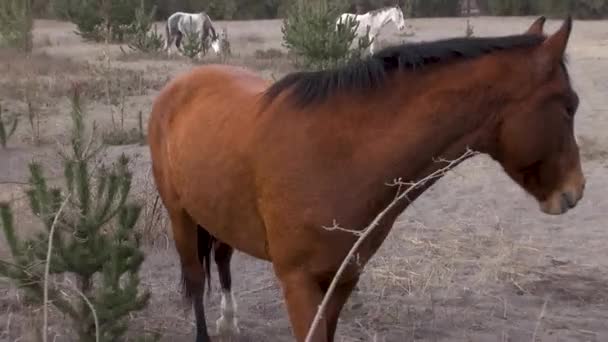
[216,316,240,337]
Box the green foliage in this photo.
[409,0,461,17]
[482,0,534,16]
[0,85,156,342]
[282,0,372,70]
[127,1,164,53]
[535,0,608,19]
[0,0,33,52]
[479,0,608,18]
[207,0,238,20]
[0,104,19,149]
[179,17,206,60]
[56,0,139,42]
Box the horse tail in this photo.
[197,224,216,296]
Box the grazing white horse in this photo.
[336,5,407,55]
[164,11,221,58]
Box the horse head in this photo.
[391,6,407,31]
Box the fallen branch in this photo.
[304,148,477,342]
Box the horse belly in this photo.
[168,98,270,260]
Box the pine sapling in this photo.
[0,0,33,52]
[179,17,205,60]
[0,85,157,342]
[126,0,163,53]
[0,104,19,148]
[281,0,369,70]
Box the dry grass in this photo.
[368,220,542,298]
[578,135,608,161]
[134,166,170,248]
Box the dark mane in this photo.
[263,34,545,108]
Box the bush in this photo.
[482,0,534,16]
[536,0,608,19]
[0,0,33,52]
[282,0,371,70]
[126,1,164,53]
[479,0,608,18]
[0,85,156,341]
[57,0,139,42]
[179,18,206,60]
[410,0,461,17]
[0,103,19,149]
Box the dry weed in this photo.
[578,135,608,161]
[368,215,542,300]
[136,165,169,247]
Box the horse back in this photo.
[148,64,271,258]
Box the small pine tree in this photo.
[126,0,164,53]
[0,85,156,342]
[0,103,19,149]
[0,0,33,52]
[59,0,139,43]
[179,17,205,60]
[281,0,371,70]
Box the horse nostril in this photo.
[562,192,577,209]
[560,193,570,213]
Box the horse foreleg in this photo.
[321,277,360,341]
[214,242,240,338]
[165,35,174,56]
[278,271,327,342]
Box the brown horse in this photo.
[148,16,585,342]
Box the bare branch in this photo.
[304,148,477,342]
[43,193,71,342]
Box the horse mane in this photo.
[368,5,400,16]
[262,34,545,108]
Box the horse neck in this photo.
[348,61,501,192]
[375,10,394,27]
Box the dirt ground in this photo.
[0,16,607,342]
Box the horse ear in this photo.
[526,16,546,35]
[538,16,573,64]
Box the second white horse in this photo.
[336,5,408,55]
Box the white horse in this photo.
[336,5,407,55]
[164,11,221,58]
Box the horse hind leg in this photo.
[213,241,241,338]
[170,210,212,342]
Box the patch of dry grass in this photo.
[578,135,608,161]
[0,50,166,103]
[135,166,169,248]
[368,218,543,299]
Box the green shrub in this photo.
[179,17,206,60]
[56,0,139,43]
[410,0,461,17]
[282,0,371,70]
[0,0,33,52]
[479,0,608,18]
[0,103,19,149]
[126,1,164,53]
[0,85,156,341]
[535,0,608,19]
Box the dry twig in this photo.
[43,194,71,342]
[304,149,477,342]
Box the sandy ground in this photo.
[0,16,607,342]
